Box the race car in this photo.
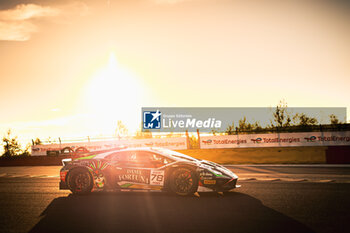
[59,147,239,196]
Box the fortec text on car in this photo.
[59,147,239,196]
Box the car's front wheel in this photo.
[170,168,198,196]
[67,168,93,194]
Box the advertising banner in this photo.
[200,131,350,149]
[31,137,188,156]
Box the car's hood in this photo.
[197,160,238,179]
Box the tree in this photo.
[225,122,235,135]
[252,121,263,132]
[2,130,23,157]
[225,118,262,134]
[188,135,199,149]
[329,114,340,125]
[271,100,291,128]
[237,117,262,133]
[238,117,253,132]
[115,120,129,138]
[21,143,31,157]
[293,113,318,126]
[294,113,318,126]
[211,129,218,136]
[33,138,42,145]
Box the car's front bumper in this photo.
[216,178,239,191]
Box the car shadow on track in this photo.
[29,191,314,233]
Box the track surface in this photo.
[0,166,349,233]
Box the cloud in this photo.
[0,4,60,21]
[0,4,59,41]
[0,20,36,41]
[0,2,88,41]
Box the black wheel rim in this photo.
[175,170,193,193]
[74,172,90,192]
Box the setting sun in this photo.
[81,52,147,135]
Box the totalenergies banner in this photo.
[200,131,350,149]
[31,137,187,156]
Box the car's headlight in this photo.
[207,169,223,177]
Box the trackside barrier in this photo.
[200,131,350,149]
[31,137,188,156]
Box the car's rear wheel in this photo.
[67,168,93,194]
[170,168,198,196]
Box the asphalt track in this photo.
[0,166,349,233]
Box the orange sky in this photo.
[0,0,349,147]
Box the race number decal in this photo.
[150,170,165,186]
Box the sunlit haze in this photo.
[82,52,149,133]
[0,0,349,147]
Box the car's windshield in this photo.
[152,148,198,162]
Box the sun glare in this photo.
[83,52,145,135]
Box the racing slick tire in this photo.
[67,168,93,195]
[169,167,198,196]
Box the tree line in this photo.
[224,101,345,135]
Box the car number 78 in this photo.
[150,170,165,185]
[151,174,164,182]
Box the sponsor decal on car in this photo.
[203,180,216,185]
[87,160,109,189]
[150,170,165,186]
[76,154,98,160]
[199,171,214,179]
[118,169,150,184]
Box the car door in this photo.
[108,150,168,189]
